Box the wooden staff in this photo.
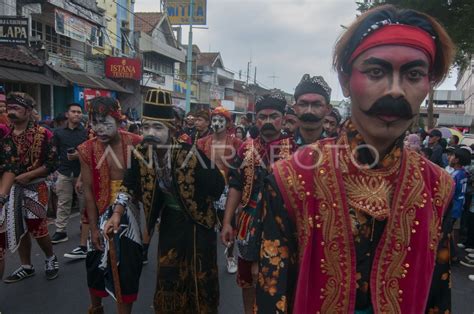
[107,232,123,304]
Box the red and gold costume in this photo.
[197,134,243,179]
[77,130,141,220]
[256,121,454,313]
[229,135,296,288]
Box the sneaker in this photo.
[45,255,59,280]
[461,258,474,268]
[64,246,87,259]
[4,266,35,283]
[469,275,474,281]
[226,256,238,274]
[457,243,466,249]
[51,232,68,244]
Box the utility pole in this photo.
[254,66,257,84]
[269,72,279,87]
[246,61,251,86]
[185,0,194,113]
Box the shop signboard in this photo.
[0,17,28,45]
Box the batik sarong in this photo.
[6,179,49,252]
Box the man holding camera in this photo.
[51,103,88,258]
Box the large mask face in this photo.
[340,45,430,145]
[256,109,283,138]
[91,115,119,143]
[293,93,331,131]
[141,119,170,145]
[211,115,227,134]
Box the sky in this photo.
[134,0,457,101]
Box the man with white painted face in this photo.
[221,92,297,314]
[257,5,456,313]
[105,91,225,313]
[77,96,142,314]
[0,92,59,284]
[292,74,332,146]
[197,106,243,274]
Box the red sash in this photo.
[78,130,141,216]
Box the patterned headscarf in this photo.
[294,74,332,104]
[256,91,287,114]
[87,96,124,121]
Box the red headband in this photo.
[349,24,436,66]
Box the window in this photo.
[43,24,71,56]
[32,20,43,40]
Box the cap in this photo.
[429,129,442,138]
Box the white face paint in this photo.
[91,115,119,143]
[142,119,170,145]
[211,115,227,134]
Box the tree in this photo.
[356,0,474,70]
[356,0,474,128]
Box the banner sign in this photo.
[73,85,116,107]
[174,80,197,97]
[166,0,207,25]
[0,17,28,45]
[55,8,99,45]
[105,57,142,80]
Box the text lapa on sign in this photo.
[0,17,28,45]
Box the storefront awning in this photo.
[0,66,66,86]
[437,114,473,127]
[52,67,132,93]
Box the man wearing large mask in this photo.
[292,74,332,146]
[221,92,297,314]
[77,96,142,314]
[197,106,243,274]
[257,5,456,313]
[105,96,225,313]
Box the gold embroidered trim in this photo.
[314,140,353,313]
[375,151,425,313]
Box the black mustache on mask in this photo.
[261,123,277,132]
[212,124,222,131]
[7,113,18,120]
[362,95,415,120]
[299,113,322,123]
[143,135,161,144]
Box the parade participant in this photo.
[240,115,251,136]
[193,109,211,143]
[235,126,246,140]
[0,89,9,125]
[282,107,298,137]
[257,5,456,313]
[105,95,225,313]
[197,106,243,274]
[1,92,59,283]
[51,103,88,249]
[183,112,196,138]
[221,92,297,314]
[0,122,14,280]
[173,106,192,144]
[323,107,342,137]
[77,96,142,314]
[292,74,332,146]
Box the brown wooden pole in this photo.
[108,233,123,305]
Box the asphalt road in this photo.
[0,214,473,313]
